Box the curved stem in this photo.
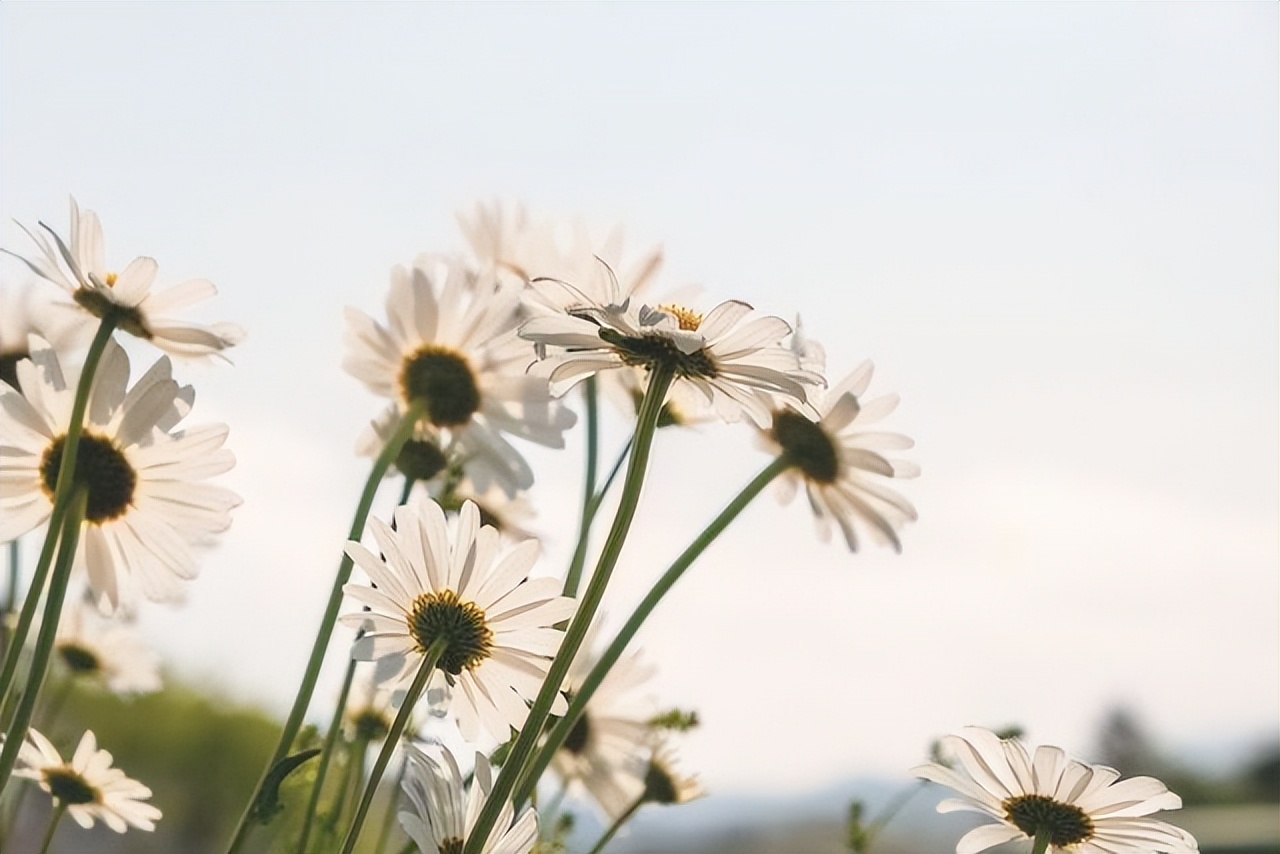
[466,364,675,854]
[586,796,643,854]
[1030,826,1051,854]
[0,489,87,795]
[0,318,115,707]
[513,456,789,803]
[227,402,425,854]
[340,639,445,854]
[38,801,67,854]
[563,378,600,597]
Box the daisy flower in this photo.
[552,632,657,820]
[54,598,162,694]
[340,498,576,741]
[640,741,703,806]
[14,728,161,833]
[763,360,918,552]
[0,283,84,391]
[913,726,1198,854]
[457,200,663,306]
[520,295,822,427]
[342,255,576,496]
[399,745,537,854]
[0,337,241,610]
[8,197,244,358]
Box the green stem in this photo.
[1030,826,1051,854]
[1,539,19,660]
[563,378,600,597]
[587,796,643,854]
[0,489,87,796]
[563,436,633,604]
[296,656,360,854]
[226,402,425,854]
[465,364,675,854]
[513,456,790,803]
[0,317,115,707]
[38,800,67,854]
[862,780,925,848]
[340,639,445,854]
[330,734,368,841]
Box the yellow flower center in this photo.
[658,303,703,331]
[104,272,118,287]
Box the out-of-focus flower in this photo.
[54,599,162,694]
[0,338,240,610]
[640,742,703,806]
[764,360,917,552]
[343,256,575,496]
[552,630,656,820]
[340,498,575,741]
[399,745,537,854]
[521,294,821,426]
[15,728,161,833]
[8,197,244,358]
[913,726,1198,854]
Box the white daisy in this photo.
[399,745,537,854]
[552,633,656,820]
[520,295,822,426]
[54,598,162,694]
[14,728,161,833]
[340,498,576,741]
[0,283,85,392]
[763,360,918,552]
[8,197,244,358]
[0,337,241,610]
[913,726,1198,854]
[457,201,663,307]
[640,741,703,806]
[342,255,576,496]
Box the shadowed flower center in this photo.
[39,432,138,523]
[398,346,482,428]
[563,712,592,755]
[407,589,494,675]
[57,642,103,676]
[45,768,100,806]
[771,410,839,484]
[599,329,718,380]
[1002,794,1095,846]
[642,761,680,805]
[657,303,703,331]
[350,707,391,742]
[396,438,448,483]
[0,348,28,391]
[72,289,152,340]
[438,837,464,854]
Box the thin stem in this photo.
[563,436,632,604]
[466,364,675,854]
[226,401,425,854]
[296,656,360,854]
[1,539,19,660]
[38,801,67,854]
[514,456,790,803]
[586,796,643,854]
[563,378,600,597]
[1030,826,1051,854]
[0,317,115,707]
[0,489,87,795]
[329,735,368,843]
[340,639,445,854]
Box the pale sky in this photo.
[1,2,1276,798]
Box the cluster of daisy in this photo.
[0,197,1196,854]
[0,198,242,850]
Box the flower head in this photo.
[913,726,1198,854]
[340,498,576,741]
[54,598,162,694]
[521,294,822,426]
[14,728,161,833]
[763,360,918,552]
[552,630,657,820]
[399,745,537,854]
[640,741,703,806]
[343,256,575,496]
[0,337,241,610]
[8,197,244,358]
